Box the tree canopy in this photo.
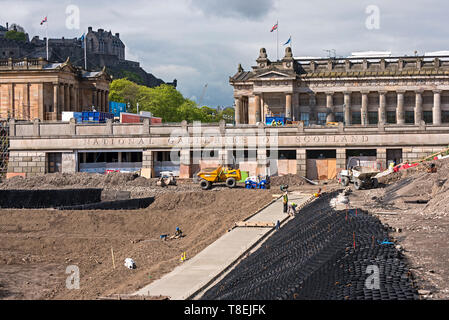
[4,30,27,42]
[108,78,234,123]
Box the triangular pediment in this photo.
[255,71,292,79]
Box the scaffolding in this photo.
[0,121,9,181]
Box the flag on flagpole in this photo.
[283,36,292,46]
[270,22,278,32]
[40,17,47,25]
[80,33,85,48]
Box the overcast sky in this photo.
[1,0,448,107]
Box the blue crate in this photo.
[109,101,127,117]
[82,111,115,123]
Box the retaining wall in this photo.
[0,189,102,208]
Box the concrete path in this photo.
[133,192,313,300]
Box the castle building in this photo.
[85,27,125,60]
[0,57,111,121]
[230,47,449,127]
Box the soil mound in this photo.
[271,174,307,187]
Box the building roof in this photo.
[230,47,449,83]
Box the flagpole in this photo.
[45,17,49,61]
[84,32,87,70]
[276,20,279,61]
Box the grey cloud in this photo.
[190,0,276,19]
[4,0,449,108]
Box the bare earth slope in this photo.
[0,188,274,300]
[350,158,449,299]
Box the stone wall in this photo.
[7,151,45,178]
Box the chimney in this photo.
[115,33,120,38]
[88,26,92,32]
[98,28,104,33]
[6,22,8,30]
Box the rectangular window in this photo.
[442,111,449,123]
[47,153,62,173]
[423,111,433,124]
[317,112,327,125]
[387,111,396,124]
[405,111,414,124]
[335,112,344,123]
[300,113,310,126]
[351,112,361,125]
[368,112,378,124]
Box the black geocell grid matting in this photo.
[201,192,418,300]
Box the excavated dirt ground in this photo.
[0,173,200,198]
[0,171,341,300]
[349,158,449,299]
[0,187,277,300]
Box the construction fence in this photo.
[0,120,9,181]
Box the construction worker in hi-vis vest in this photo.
[283,192,288,213]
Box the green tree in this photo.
[108,79,226,123]
[4,30,26,42]
[109,78,140,106]
[136,84,185,122]
[220,107,235,123]
[178,100,209,122]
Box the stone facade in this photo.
[231,47,449,127]
[7,151,46,177]
[5,120,449,179]
[0,57,111,121]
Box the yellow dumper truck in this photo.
[197,166,242,190]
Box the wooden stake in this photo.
[353,232,356,249]
[111,247,116,270]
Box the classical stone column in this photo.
[23,83,29,120]
[105,91,109,113]
[285,93,292,119]
[397,91,405,124]
[74,86,80,112]
[64,84,70,113]
[378,91,387,125]
[96,90,101,110]
[415,90,423,125]
[37,83,44,121]
[260,94,265,123]
[103,90,106,112]
[53,83,59,120]
[234,97,241,124]
[59,84,65,113]
[65,85,70,112]
[99,90,104,112]
[433,90,441,125]
[361,91,368,125]
[344,91,351,125]
[254,95,261,123]
[9,83,15,118]
[70,85,75,111]
[326,92,334,122]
